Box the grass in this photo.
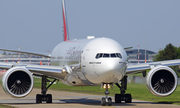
[34,77,180,105]
[0,105,14,108]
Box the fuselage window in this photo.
[103,53,109,58]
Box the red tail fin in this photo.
[62,0,68,41]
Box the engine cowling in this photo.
[2,67,34,98]
[146,66,178,97]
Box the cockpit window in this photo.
[95,53,122,59]
[110,54,116,58]
[103,53,109,58]
[95,53,100,59]
[95,53,103,59]
[116,53,122,58]
[99,53,103,58]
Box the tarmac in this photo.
[0,86,180,108]
[0,70,180,108]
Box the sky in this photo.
[0,0,180,54]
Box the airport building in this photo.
[0,49,157,65]
[0,54,49,65]
[126,49,157,64]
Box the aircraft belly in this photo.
[63,72,96,86]
[76,72,96,85]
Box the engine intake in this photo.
[146,66,177,97]
[2,67,34,98]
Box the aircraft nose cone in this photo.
[85,59,126,84]
[98,59,126,83]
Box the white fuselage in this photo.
[50,37,128,86]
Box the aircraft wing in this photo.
[0,48,51,58]
[0,62,65,79]
[126,59,180,75]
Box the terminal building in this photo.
[0,54,49,65]
[126,49,157,64]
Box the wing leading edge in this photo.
[126,59,180,75]
[0,48,51,58]
[0,62,64,79]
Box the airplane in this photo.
[0,0,180,106]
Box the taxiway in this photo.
[0,86,179,108]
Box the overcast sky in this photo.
[0,0,180,54]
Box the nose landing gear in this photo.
[101,83,112,106]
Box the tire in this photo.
[101,97,106,106]
[125,94,132,103]
[107,97,112,106]
[115,94,121,103]
[36,94,42,103]
[46,94,52,103]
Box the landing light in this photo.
[71,66,74,70]
[103,84,111,89]
[62,69,67,74]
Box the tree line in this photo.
[153,43,180,77]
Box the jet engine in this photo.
[146,66,177,97]
[2,67,34,98]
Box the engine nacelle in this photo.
[2,67,34,98]
[146,66,177,97]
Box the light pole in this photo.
[18,46,20,62]
[137,45,140,64]
[145,33,147,63]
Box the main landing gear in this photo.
[115,76,132,103]
[36,76,57,103]
[101,84,112,106]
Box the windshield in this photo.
[95,53,122,59]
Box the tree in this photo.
[3,51,6,55]
[154,43,177,61]
[176,47,180,59]
[153,43,180,77]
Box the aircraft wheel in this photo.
[107,97,112,106]
[125,94,132,103]
[36,94,42,103]
[46,94,52,103]
[101,97,106,106]
[115,94,121,103]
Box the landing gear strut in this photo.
[36,76,57,103]
[101,84,112,106]
[115,76,132,103]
